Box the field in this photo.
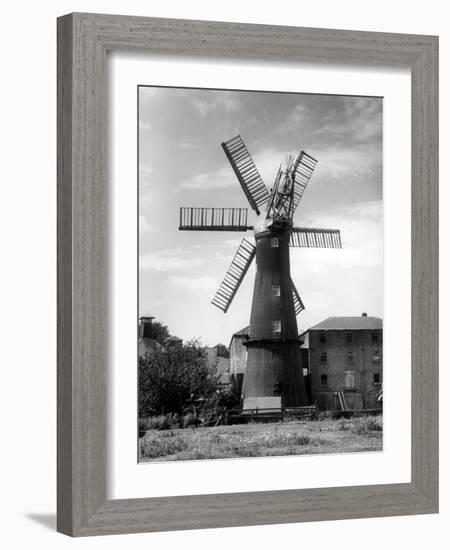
[139,416,383,462]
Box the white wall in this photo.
[1,1,447,548]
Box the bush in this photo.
[139,413,180,431]
[140,432,188,458]
[338,415,383,434]
[317,411,333,421]
[139,338,219,417]
[182,412,198,428]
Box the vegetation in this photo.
[150,321,171,346]
[139,418,383,461]
[338,415,383,434]
[139,338,220,417]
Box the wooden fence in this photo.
[206,405,382,426]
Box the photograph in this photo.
[138,85,383,462]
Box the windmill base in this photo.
[242,396,282,412]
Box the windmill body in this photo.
[179,135,342,409]
[244,225,307,409]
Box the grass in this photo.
[337,415,383,434]
[139,416,383,462]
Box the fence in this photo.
[211,405,382,425]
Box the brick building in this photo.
[305,314,383,411]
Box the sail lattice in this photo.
[222,135,269,215]
[290,228,342,248]
[290,278,305,316]
[211,238,256,313]
[291,151,318,213]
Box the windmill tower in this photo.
[179,135,342,409]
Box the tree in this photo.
[139,338,219,417]
[150,321,170,345]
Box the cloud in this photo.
[290,200,383,328]
[190,92,241,117]
[139,87,163,103]
[311,145,382,187]
[311,97,382,145]
[180,165,234,190]
[139,163,154,185]
[139,215,152,233]
[224,238,244,247]
[278,104,308,135]
[177,141,198,150]
[168,275,217,291]
[139,120,151,131]
[180,147,282,191]
[293,201,383,272]
[140,250,206,272]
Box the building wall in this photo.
[309,329,383,410]
[229,334,250,400]
[229,335,248,377]
[206,346,231,387]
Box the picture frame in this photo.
[57,12,438,536]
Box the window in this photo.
[272,320,281,333]
[320,374,328,386]
[372,331,378,343]
[373,350,380,362]
[374,373,381,384]
[271,284,280,297]
[271,237,279,248]
[346,331,353,343]
[344,369,356,390]
[320,352,327,363]
[347,351,354,362]
[319,331,326,344]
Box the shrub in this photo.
[139,338,219,417]
[140,432,188,458]
[338,415,383,434]
[182,412,198,428]
[139,413,180,431]
[354,415,383,434]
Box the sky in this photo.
[139,86,383,346]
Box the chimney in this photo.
[362,312,367,317]
[139,316,154,339]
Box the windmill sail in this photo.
[179,207,250,231]
[222,135,270,215]
[290,227,342,248]
[291,151,318,213]
[212,238,256,313]
[290,278,305,316]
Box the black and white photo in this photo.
[138,86,383,462]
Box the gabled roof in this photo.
[228,326,250,349]
[308,316,382,331]
[232,326,250,337]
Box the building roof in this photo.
[229,326,251,349]
[308,316,383,331]
[232,326,251,337]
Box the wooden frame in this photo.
[57,12,438,536]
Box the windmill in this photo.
[179,135,342,409]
